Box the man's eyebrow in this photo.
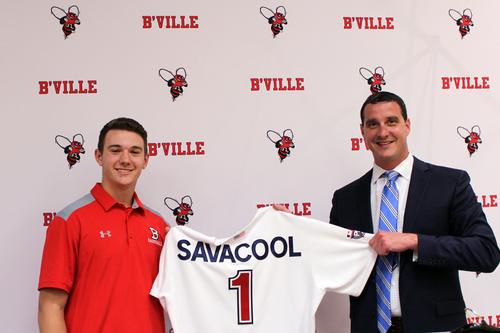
[106,144,143,150]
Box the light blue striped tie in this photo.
[376,171,399,333]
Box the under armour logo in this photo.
[100,230,112,238]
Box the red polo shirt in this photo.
[39,183,168,333]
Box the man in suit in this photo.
[330,91,499,333]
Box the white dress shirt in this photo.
[370,153,414,317]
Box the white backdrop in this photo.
[0,0,499,331]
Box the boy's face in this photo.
[95,129,148,192]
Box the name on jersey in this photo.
[177,236,302,263]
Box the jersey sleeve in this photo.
[150,229,172,310]
[38,215,79,293]
[291,214,377,297]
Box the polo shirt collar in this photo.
[91,183,145,212]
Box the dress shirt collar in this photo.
[371,154,414,184]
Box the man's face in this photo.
[95,129,148,192]
[360,101,411,170]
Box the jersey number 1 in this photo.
[228,270,253,325]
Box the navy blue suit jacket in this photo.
[330,157,499,333]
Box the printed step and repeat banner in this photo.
[1,0,499,331]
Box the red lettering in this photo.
[441,77,450,89]
[345,17,394,30]
[153,142,206,156]
[368,17,376,29]
[39,80,98,94]
[302,202,311,216]
[250,78,260,91]
[481,195,491,208]
[162,142,171,155]
[180,16,190,28]
[88,80,97,93]
[491,195,498,207]
[147,143,158,156]
[38,81,49,94]
[263,78,272,91]
[343,17,352,29]
[68,81,78,94]
[255,203,311,216]
[53,81,62,94]
[195,142,205,155]
[43,212,56,226]
[351,138,361,151]
[186,142,195,155]
[144,15,199,29]
[292,203,302,215]
[496,315,500,327]
[77,80,88,93]
[63,80,69,94]
[286,78,296,91]
[156,16,165,28]
[143,16,152,28]
[272,78,278,91]
[190,16,199,28]
[277,78,286,91]
[296,78,304,90]
[177,142,186,155]
[172,16,180,28]
[444,76,490,89]
[387,17,394,29]
[355,17,363,29]
[483,76,490,89]
[466,77,475,89]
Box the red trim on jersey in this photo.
[39,183,167,333]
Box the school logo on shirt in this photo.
[259,6,287,38]
[359,66,386,94]
[148,227,163,246]
[448,8,473,38]
[266,129,295,162]
[347,230,365,240]
[55,133,86,169]
[50,5,81,39]
[456,125,482,156]
[164,195,194,225]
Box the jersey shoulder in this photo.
[56,193,95,221]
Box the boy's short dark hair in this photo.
[97,118,148,153]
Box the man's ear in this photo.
[95,149,103,166]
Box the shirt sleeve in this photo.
[290,214,377,297]
[38,215,79,293]
[150,229,171,310]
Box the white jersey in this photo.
[151,207,376,333]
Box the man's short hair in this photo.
[97,118,148,153]
[360,91,408,123]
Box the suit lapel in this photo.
[357,169,374,233]
[403,157,431,233]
